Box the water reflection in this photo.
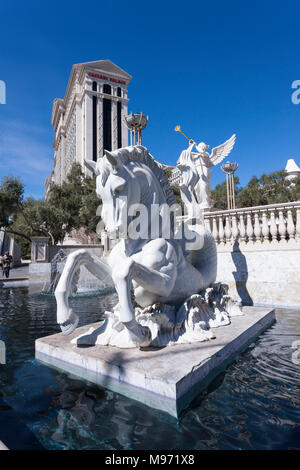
[0,287,300,450]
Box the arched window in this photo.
[103,84,111,95]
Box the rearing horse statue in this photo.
[55,146,217,347]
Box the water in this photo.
[0,287,299,450]
[41,249,111,296]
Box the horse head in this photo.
[85,149,141,237]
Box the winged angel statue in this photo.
[177,134,236,210]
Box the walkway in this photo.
[0,263,29,282]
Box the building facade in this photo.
[0,230,21,267]
[168,166,181,186]
[46,60,132,195]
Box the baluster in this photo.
[225,215,231,243]
[269,209,278,242]
[246,213,254,243]
[286,209,295,240]
[218,216,225,244]
[204,217,211,232]
[231,214,239,243]
[278,210,287,242]
[239,213,246,243]
[261,210,269,242]
[254,211,262,243]
[212,217,219,243]
[296,208,300,242]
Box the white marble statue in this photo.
[177,134,236,210]
[55,145,242,349]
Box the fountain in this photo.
[36,144,275,417]
[42,249,113,297]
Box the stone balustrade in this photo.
[176,202,300,306]
[203,201,300,245]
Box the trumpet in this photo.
[174,125,194,144]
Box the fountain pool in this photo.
[0,286,299,450]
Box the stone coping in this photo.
[0,441,8,450]
[216,241,300,252]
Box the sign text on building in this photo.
[88,72,126,85]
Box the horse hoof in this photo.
[139,326,152,347]
[123,320,152,347]
[60,310,79,335]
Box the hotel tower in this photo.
[46,60,132,195]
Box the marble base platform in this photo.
[35,306,275,417]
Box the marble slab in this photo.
[0,441,8,450]
[35,306,275,417]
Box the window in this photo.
[117,88,122,148]
[103,85,112,152]
[117,101,122,148]
[92,81,97,161]
[103,84,111,95]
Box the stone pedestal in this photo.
[31,237,49,263]
[35,306,275,417]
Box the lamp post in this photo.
[124,112,148,146]
[221,161,238,210]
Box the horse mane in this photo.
[99,145,176,208]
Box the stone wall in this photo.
[49,244,103,261]
[216,242,300,308]
[29,262,51,283]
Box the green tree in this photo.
[211,170,300,210]
[211,177,241,210]
[47,162,101,240]
[0,163,102,257]
[162,166,173,179]
[171,184,183,208]
[237,170,300,207]
[0,176,26,238]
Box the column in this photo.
[84,82,93,170]
[61,135,66,183]
[112,99,118,150]
[97,88,103,157]
[122,101,129,147]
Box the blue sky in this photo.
[0,0,300,198]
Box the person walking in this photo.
[3,252,12,279]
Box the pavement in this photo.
[0,263,29,281]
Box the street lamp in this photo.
[221,161,238,209]
[124,112,148,146]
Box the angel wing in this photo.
[208,134,236,167]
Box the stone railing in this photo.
[203,201,300,245]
